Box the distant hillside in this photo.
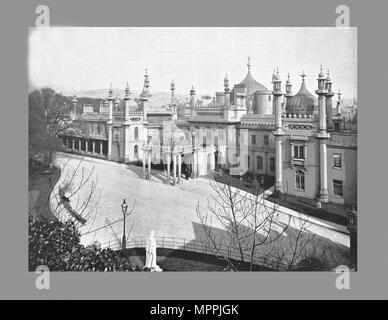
[62,89,187,107]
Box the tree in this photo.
[196,174,289,271]
[29,88,73,166]
[197,173,350,271]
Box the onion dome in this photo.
[286,73,292,85]
[108,83,113,98]
[190,85,196,96]
[326,69,332,82]
[318,64,325,79]
[286,71,318,116]
[235,63,269,95]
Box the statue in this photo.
[144,230,162,272]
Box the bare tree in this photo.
[196,174,292,271]
[197,173,350,271]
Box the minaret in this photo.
[107,83,114,160]
[336,89,342,115]
[124,82,131,121]
[224,74,230,106]
[141,68,149,120]
[189,85,196,117]
[271,69,277,114]
[122,83,131,163]
[285,73,293,103]
[315,65,329,202]
[170,79,175,106]
[325,70,334,129]
[273,68,284,194]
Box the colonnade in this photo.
[61,135,107,157]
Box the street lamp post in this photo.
[121,199,128,253]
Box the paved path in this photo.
[50,152,349,262]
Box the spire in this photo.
[190,85,196,96]
[318,64,325,78]
[247,56,251,71]
[300,70,306,82]
[272,69,277,82]
[108,83,113,99]
[224,74,230,92]
[326,69,331,81]
[285,73,292,97]
[170,79,175,107]
[325,69,333,92]
[125,82,130,98]
[141,67,150,100]
[286,73,291,84]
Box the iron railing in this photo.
[99,235,273,268]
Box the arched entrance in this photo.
[214,150,219,169]
[207,153,212,174]
[113,142,120,162]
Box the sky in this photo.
[29,27,357,99]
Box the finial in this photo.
[109,83,113,97]
[145,67,148,76]
[286,73,292,84]
[247,56,251,71]
[301,70,306,82]
[318,64,325,78]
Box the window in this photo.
[293,145,305,159]
[202,136,207,147]
[333,154,342,169]
[270,157,275,172]
[251,135,256,145]
[256,156,263,170]
[114,133,119,142]
[333,180,343,197]
[334,122,341,132]
[134,127,139,140]
[214,136,219,146]
[97,123,101,134]
[295,170,305,190]
[246,155,250,169]
[264,135,269,146]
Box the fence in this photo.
[99,235,274,268]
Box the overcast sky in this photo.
[29,27,357,99]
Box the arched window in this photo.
[134,127,139,140]
[202,136,207,147]
[256,156,263,170]
[270,157,275,172]
[295,170,305,190]
[134,145,138,159]
[214,136,219,147]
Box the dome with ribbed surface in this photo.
[286,80,317,116]
[234,69,269,95]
